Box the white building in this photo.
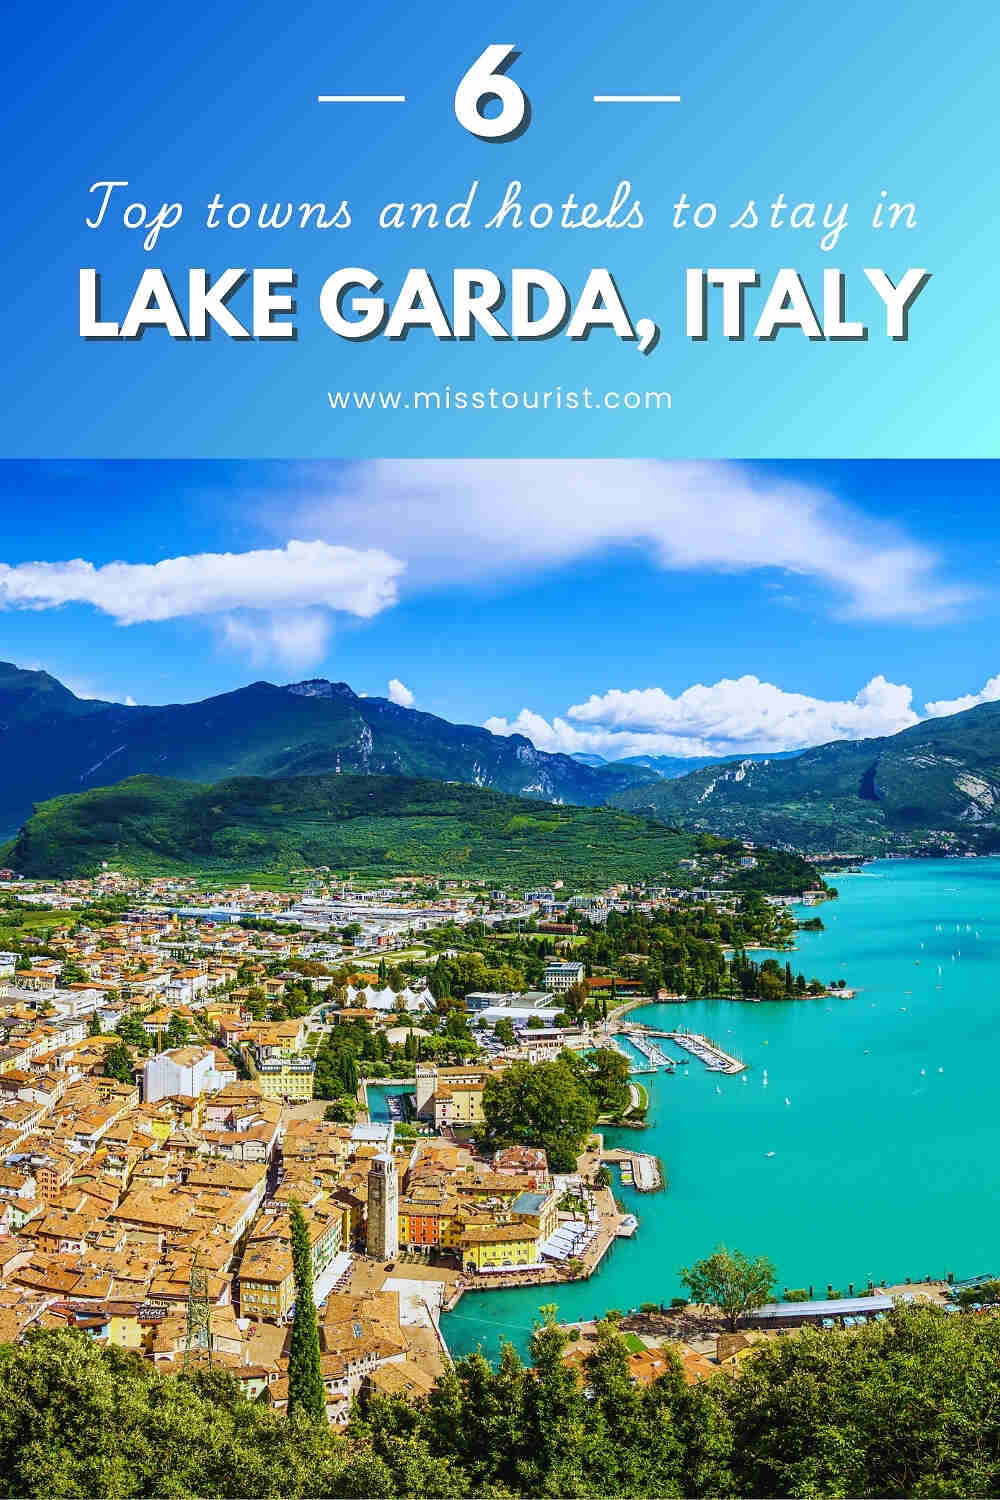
[543,961,585,993]
[344,984,436,1014]
[142,1046,235,1103]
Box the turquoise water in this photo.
[366,1083,414,1121]
[442,857,1000,1361]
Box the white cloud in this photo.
[387,677,415,707]
[485,674,922,759]
[0,539,403,625]
[925,674,1000,719]
[291,460,967,622]
[0,538,406,671]
[220,610,334,670]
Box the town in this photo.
[0,846,836,1412]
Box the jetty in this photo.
[658,1030,747,1074]
[627,1032,675,1070]
[602,1147,664,1192]
[607,1037,658,1075]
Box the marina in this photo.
[624,1031,676,1069]
[658,1029,747,1074]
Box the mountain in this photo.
[2,771,691,888]
[610,701,1000,852]
[0,664,657,838]
[3,770,819,893]
[618,751,802,778]
[573,749,803,777]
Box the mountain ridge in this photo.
[0,662,656,837]
[610,700,1000,851]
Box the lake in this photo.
[442,856,1000,1361]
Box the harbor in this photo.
[658,1029,747,1074]
[444,857,1000,1365]
[610,1024,746,1075]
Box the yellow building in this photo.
[239,1204,342,1322]
[238,1244,295,1321]
[437,1082,485,1127]
[509,1188,559,1242]
[252,1050,315,1101]
[107,1307,145,1350]
[459,1223,540,1272]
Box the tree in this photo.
[287,1201,325,1423]
[323,1098,357,1123]
[561,980,588,1019]
[720,1304,1000,1498]
[679,1245,776,1330]
[587,1047,631,1118]
[87,1011,102,1037]
[165,1013,190,1048]
[114,1014,146,1049]
[480,1055,597,1172]
[493,1017,516,1047]
[102,1040,134,1085]
[0,1327,403,1497]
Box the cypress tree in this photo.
[287,1200,326,1423]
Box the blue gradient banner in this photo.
[2,0,996,456]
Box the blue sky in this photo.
[0,459,997,759]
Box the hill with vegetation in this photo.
[612,700,1000,853]
[1,770,817,892]
[0,663,656,839]
[4,1304,1000,1498]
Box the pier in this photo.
[658,1030,747,1074]
[607,1037,659,1075]
[626,1031,676,1070]
[602,1147,664,1192]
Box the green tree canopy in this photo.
[287,1201,325,1424]
[680,1245,776,1330]
[165,1012,191,1048]
[102,1040,135,1086]
[480,1054,597,1172]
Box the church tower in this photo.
[366,1151,399,1260]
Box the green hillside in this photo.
[612,700,1000,853]
[0,664,656,838]
[3,771,816,893]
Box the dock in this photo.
[627,1032,676,1070]
[607,1037,659,1075]
[602,1147,664,1192]
[658,1030,747,1074]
